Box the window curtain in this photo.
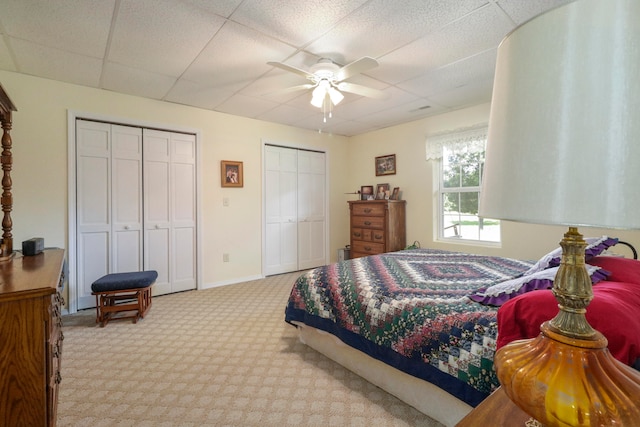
[425,124,488,160]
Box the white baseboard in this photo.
[201,274,264,290]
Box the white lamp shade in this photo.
[479,0,640,229]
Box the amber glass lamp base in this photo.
[495,227,640,426]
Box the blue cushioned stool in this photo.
[91,271,158,327]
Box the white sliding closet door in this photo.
[144,129,197,295]
[297,150,326,270]
[76,121,142,310]
[265,146,298,275]
[264,145,326,275]
[75,120,197,310]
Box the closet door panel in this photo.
[146,228,170,295]
[111,125,143,273]
[297,151,326,270]
[77,232,109,309]
[144,130,196,294]
[78,156,110,226]
[170,133,196,291]
[144,131,172,295]
[76,121,111,310]
[264,146,298,275]
[172,162,195,226]
[172,227,196,292]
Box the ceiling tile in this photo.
[428,77,494,109]
[0,39,17,72]
[101,62,178,100]
[10,38,102,87]
[109,0,227,77]
[371,4,512,84]
[0,0,115,57]
[497,0,574,25]
[165,79,245,110]
[306,0,488,60]
[229,0,368,46]
[182,0,245,18]
[257,103,317,126]
[214,93,280,118]
[397,48,497,98]
[182,21,297,87]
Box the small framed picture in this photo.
[221,160,243,187]
[360,185,374,200]
[376,183,390,199]
[375,154,396,176]
[390,187,400,200]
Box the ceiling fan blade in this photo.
[263,83,316,97]
[335,56,379,81]
[337,82,388,99]
[267,61,315,80]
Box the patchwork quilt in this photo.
[285,248,534,407]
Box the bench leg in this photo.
[92,285,154,327]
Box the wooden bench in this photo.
[91,271,158,327]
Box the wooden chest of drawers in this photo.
[0,249,66,426]
[348,200,406,259]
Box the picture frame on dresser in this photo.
[376,183,389,199]
[390,187,400,200]
[375,154,396,176]
[360,185,374,200]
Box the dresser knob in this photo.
[354,232,361,237]
[364,221,371,226]
[364,208,372,213]
[365,246,372,251]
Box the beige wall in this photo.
[0,71,351,292]
[2,69,639,302]
[349,103,640,260]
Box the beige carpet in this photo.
[59,271,445,427]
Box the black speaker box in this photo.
[22,237,44,256]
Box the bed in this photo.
[284,237,640,426]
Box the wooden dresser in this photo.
[348,200,406,259]
[0,249,66,426]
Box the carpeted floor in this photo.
[59,271,444,427]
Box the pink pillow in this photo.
[497,281,640,367]
[588,256,640,285]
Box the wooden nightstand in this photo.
[456,387,537,426]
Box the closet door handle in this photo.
[124,225,130,230]
[155,224,160,229]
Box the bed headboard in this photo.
[0,83,16,260]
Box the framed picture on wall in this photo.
[221,160,243,187]
[375,154,396,176]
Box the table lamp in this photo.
[478,0,640,425]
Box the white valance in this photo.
[425,124,488,160]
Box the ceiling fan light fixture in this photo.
[328,87,344,105]
[310,84,326,108]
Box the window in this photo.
[427,125,500,243]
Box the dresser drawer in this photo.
[351,203,385,217]
[352,240,385,255]
[352,215,384,229]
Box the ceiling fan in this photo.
[267,57,387,118]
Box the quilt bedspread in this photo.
[285,249,535,407]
